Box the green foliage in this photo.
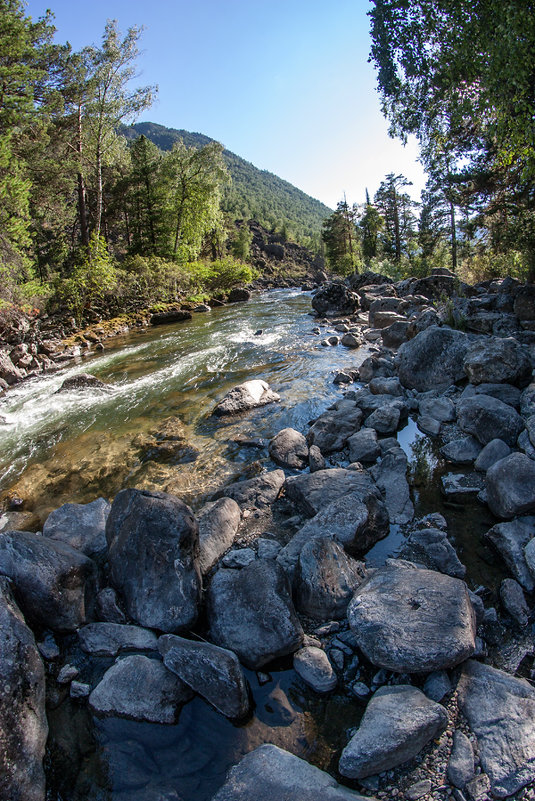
[58,234,117,323]
[322,200,361,275]
[121,122,332,248]
[230,223,253,261]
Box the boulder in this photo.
[525,538,535,581]
[462,381,522,408]
[514,285,535,321]
[150,309,192,325]
[268,427,309,470]
[500,578,530,627]
[227,287,251,302]
[397,326,471,391]
[419,396,456,422]
[382,320,410,348]
[341,332,362,348]
[211,744,371,801]
[294,537,366,620]
[474,439,511,472]
[347,562,476,673]
[440,436,482,464]
[348,428,381,464]
[306,405,363,453]
[308,444,326,472]
[339,685,448,779]
[105,489,201,633]
[457,395,524,446]
[364,403,401,435]
[0,578,48,801]
[370,446,414,524]
[485,516,535,591]
[463,337,532,387]
[207,560,303,669]
[368,296,403,326]
[441,471,485,501]
[372,311,407,330]
[0,350,25,385]
[78,622,158,657]
[219,469,285,510]
[43,497,110,559]
[283,467,378,517]
[458,660,535,798]
[486,453,535,518]
[369,376,403,396]
[293,646,337,693]
[405,528,466,579]
[312,283,359,316]
[89,654,192,723]
[197,497,241,574]
[56,373,110,392]
[0,530,97,632]
[159,633,250,719]
[213,379,280,416]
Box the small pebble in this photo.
[57,664,79,684]
[70,681,91,699]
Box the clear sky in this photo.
[24,0,426,210]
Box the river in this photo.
[0,288,505,800]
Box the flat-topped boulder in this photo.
[306,405,363,453]
[78,622,158,657]
[0,530,97,632]
[397,325,471,391]
[347,561,476,673]
[43,497,110,559]
[213,379,280,416]
[211,744,372,801]
[0,578,48,801]
[283,468,379,518]
[150,309,192,325]
[458,660,535,798]
[105,489,201,633]
[312,282,359,316]
[207,560,303,669]
[219,469,285,510]
[463,336,532,387]
[159,634,250,719]
[89,654,192,723]
[457,395,524,446]
[339,685,448,779]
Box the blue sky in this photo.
[25,0,426,209]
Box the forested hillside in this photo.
[121,122,332,248]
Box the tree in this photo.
[369,0,535,275]
[374,174,417,263]
[127,134,165,254]
[80,20,156,249]
[359,189,384,261]
[322,198,360,274]
[161,139,228,262]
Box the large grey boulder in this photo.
[348,428,380,463]
[485,517,535,591]
[0,349,25,384]
[283,468,378,517]
[458,660,535,798]
[347,561,476,672]
[0,530,97,632]
[89,654,192,723]
[106,489,201,633]
[211,744,371,801]
[294,537,366,620]
[306,405,363,453]
[197,498,241,574]
[268,427,309,470]
[486,454,535,518]
[0,578,48,801]
[364,403,401,435]
[463,337,532,387]
[43,497,110,559]
[440,436,482,465]
[159,634,250,719]
[213,380,280,416]
[219,469,285,510]
[457,395,524,446]
[207,560,303,669]
[474,439,512,471]
[339,685,448,779]
[462,382,522,408]
[78,622,158,657]
[370,445,414,524]
[514,285,535,321]
[397,326,471,391]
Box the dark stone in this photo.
[105,489,201,633]
[197,497,241,574]
[397,326,471,391]
[213,379,280,416]
[0,530,97,632]
[457,395,524,446]
[268,427,309,469]
[43,497,110,559]
[227,288,251,302]
[207,560,303,669]
[78,622,158,656]
[283,467,378,517]
[485,516,535,591]
[56,373,110,392]
[486,453,535,518]
[150,309,192,325]
[306,405,363,453]
[159,633,250,718]
[440,436,482,465]
[219,469,285,510]
[312,283,359,316]
[463,337,532,387]
[447,730,475,790]
[0,578,47,801]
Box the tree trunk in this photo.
[449,198,457,273]
[77,103,89,248]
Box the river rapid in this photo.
[0,288,507,800]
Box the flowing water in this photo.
[0,289,508,800]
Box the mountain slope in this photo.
[121,121,332,246]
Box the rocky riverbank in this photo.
[1,267,535,801]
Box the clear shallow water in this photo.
[1,289,507,800]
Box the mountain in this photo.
[120,121,332,247]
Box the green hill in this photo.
[120,121,332,247]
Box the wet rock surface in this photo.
[213,379,280,416]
